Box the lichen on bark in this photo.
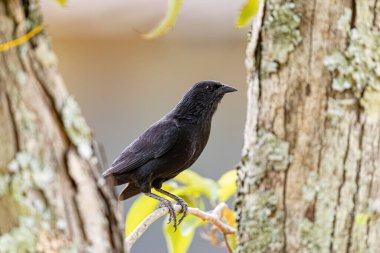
[240,189,283,252]
[251,128,291,173]
[324,3,380,120]
[236,129,290,252]
[62,96,93,159]
[0,152,55,252]
[261,0,302,74]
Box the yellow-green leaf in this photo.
[225,234,237,251]
[163,215,203,253]
[143,0,183,40]
[174,170,219,202]
[355,213,371,225]
[56,0,66,6]
[236,0,260,28]
[125,195,160,236]
[217,169,237,202]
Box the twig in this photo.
[212,202,228,217]
[125,203,236,252]
[223,233,233,253]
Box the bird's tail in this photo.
[102,168,130,186]
[102,167,114,178]
[102,169,118,187]
[118,183,141,201]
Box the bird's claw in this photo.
[157,198,188,230]
[176,200,188,226]
[158,201,178,230]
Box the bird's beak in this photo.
[220,84,237,94]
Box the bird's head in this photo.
[173,80,237,122]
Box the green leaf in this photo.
[125,195,160,236]
[236,0,260,28]
[217,169,237,202]
[174,170,219,202]
[355,213,371,225]
[163,215,204,253]
[143,0,183,39]
[225,234,237,251]
[56,0,66,6]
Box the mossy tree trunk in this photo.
[0,0,124,252]
[236,0,380,252]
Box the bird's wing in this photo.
[103,120,179,176]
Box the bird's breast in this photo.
[152,123,211,179]
[181,123,211,166]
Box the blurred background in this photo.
[40,0,248,252]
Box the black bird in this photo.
[102,80,237,229]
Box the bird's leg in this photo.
[155,188,188,226]
[144,192,178,230]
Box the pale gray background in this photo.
[41,0,248,252]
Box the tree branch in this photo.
[125,203,236,252]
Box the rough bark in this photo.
[236,0,380,252]
[0,0,124,252]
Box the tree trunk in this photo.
[0,0,124,252]
[236,0,380,252]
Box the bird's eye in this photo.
[206,85,212,91]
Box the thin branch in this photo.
[125,203,236,252]
[223,233,233,253]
